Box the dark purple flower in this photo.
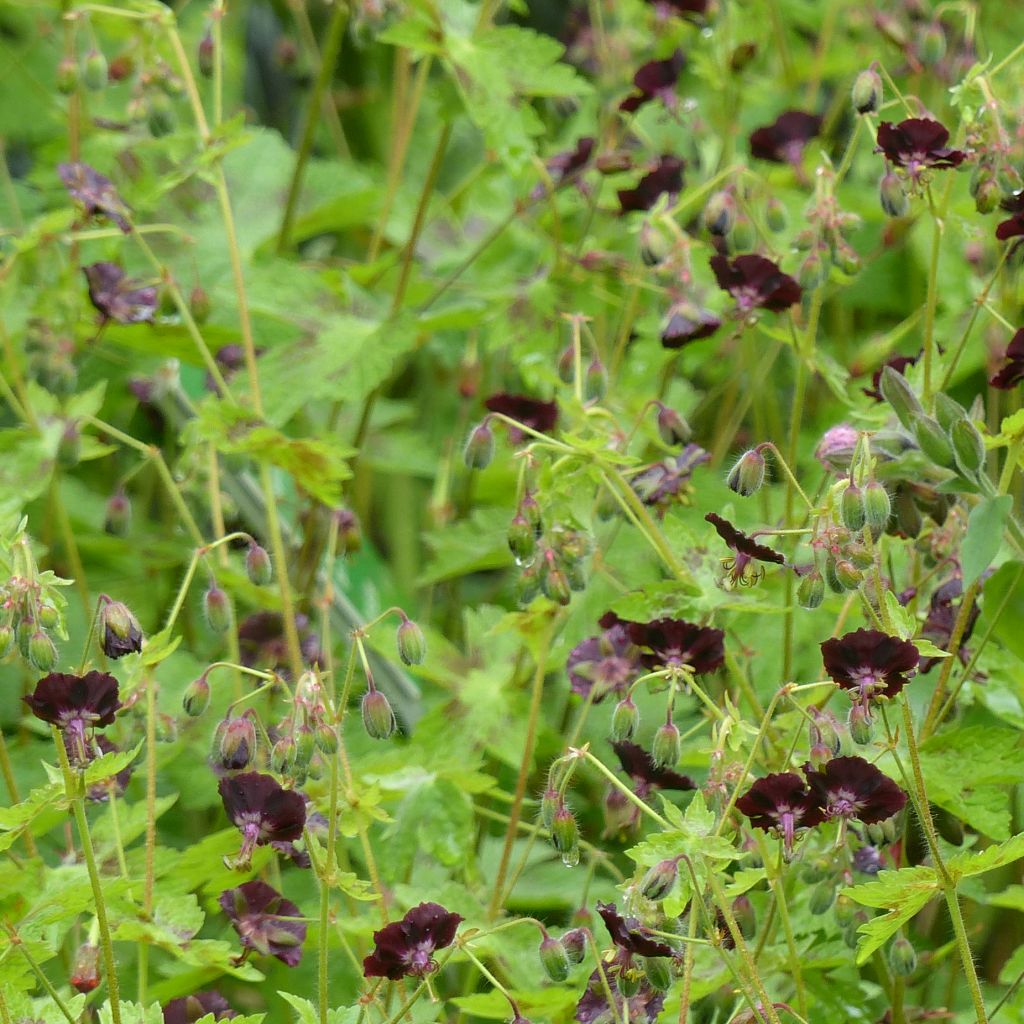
[219,880,306,966]
[620,51,685,114]
[58,162,131,232]
[736,772,825,853]
[710,254,802,313]
[362,902,463,980]
[83,262,157,325]
[484,393,559,441]
[804,756,907,824]
[576,968,665,1024]
[996,193,1024,241]
[749,111,821,164]
[630,444,710,510]
[612,740,696,796]
[991,329,1024,389]
[618,156,685,214]
[875,118,967,172]
[99,598,143,659]
[820,628,919,703]
[533,137,595,197]
[567,616,643,703]
[705,512,785,586]
[853,845,883,875]
[596,903,673,958]
[660,303,721,348]
[25,672,120,765]
[625,617,725,673]
[218,772,306,866]
[163,991,237,1023]
[863,353,919,401]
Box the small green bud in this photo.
[0,624,13,659]
[540,788,560,830]
[840,482,866,532]
[271,736,297,774]
[203,585,231,633]
[396,616,426,665]
[651,721,681,769]
[335,508,362,554]
[832,240,861,276]
[834,559,863,591]
[851,68,883,114]
[146,93,176,138]
[519,492,543,536]
[798,570,825,609]
[564,560,587,593]
[799,249,828,290]
[464,420,495,470]
[584,359,606,401]
[29,630,57,672]
[551,806,580,867]
[539,934,571,982]
[516,564,541,605]
[104,492,132,535]
[824,556,843,594]
[293,725,317,769]
[183,674,211,717]
[913,415,955,468]
[541,566,572,606]
[508,515,536,562]
[703,190,735,236]
[848,703,873,745]
[82,49,108,91]
[561,928,587,965]
[866,822,886,845]
[362,689,396,740]
[56,56,79,95]
[879,365,923,430]
[58,421,80,467]
[217,715,256,770]
[639,857,679,901]
[730,216,756,251]
[765,197,787,233]
[808,879,837,915]
[189,284,211,324]
[733,895,756,939]
[314,722,339,755]
[919,21,946,64]
[934,392,967,433]
[557,345,575,384]
[610,697,639,742]
[863,482,891,538]
[655,403,690,446]
[198,30,215,78]
[889,936,917,977]
[834,893,855,925]
[641,956,673,992]
[726,448,766,497]
[37,603,59,630]
[245,543,273,586]
[880,171,910,218]
[950,417,986,477]
[975,175,1001,215]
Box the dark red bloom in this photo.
[620,51,685,114]
[820,628,920,703]
[625,617,725,673]
[661,303,721,348]
[484,393,559,440]
[218,772,306,866]
[612,740,696,795]
[991,329,1024,389]
[567,616,643,703]
[163,991,237,1023]
[710,253,802,313]
[804,756,907,824]
[25,672,120,765]
[736,772,825,852]
[576,969,665,1024]
[863,353,918,401]
[596,903,673,958]
[996,192,1024,241]
[362,902,463,980]
[83,262,157,324]
[705,512,784,586]
[58,162,131,232]
[875,118,967,172]
[631,444,710,509]
[618,156,685,214]
[749,111,821,164]
[219,880,306,966]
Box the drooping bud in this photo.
[335,508,362,554]
[293,725,317,769]
[516,564,541,605]
[272,736,297,774]
[703,190,736,236]
[913,416,955,468]
[508,515,536,562]
[878,364,923,430]
[315,722,339,755]
[361,689,396,740]
[808,880,837,915]
[198,29,215,78]
[889,936,917,976]
[464,420,495,470]
[919,21,946,64]
[730,216,756,251]
[183,674,211,717]
[70,942,101,993]
[832,241,861,277]
[37,603,59,630]
[840,482,866,532]
[82,49,108,91]
[879,172,910,218]
[797,571,825,609]
[851,68,882,114]
[641,956,673,992]
[203,585,231,633]
[974,175,1001,215]
[765,197,787,233]
[557,345,575,384]
[726,448,766,497]
[655,403,690,446]
[639,857,679,901]
[834,559,863,591]
[245,543,273,586]
[29,630,57,671]
[584,359,606,401]
[56,56,79,94]
[540,788,560,830]
[99,599,143,659]
[104,491,132,535]
[950,417,986,477]
[848,703,873,745]
[733,895,756,939]
[519,492,543,536]
[610,697,639,742]
[541,566,572,606]
[863,481,891,537]
[189,284,211,324]
[651,721,681,769]
[561,927,587,965]
[396,615,426,666]
[146,93,176,138]
[217,715,257,771]
[539,933,571,982]
[551,806,580,866]
[799,249,828,290]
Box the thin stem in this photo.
[12,940,77,1024]
[574,747,670,828]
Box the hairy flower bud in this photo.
[542,566,572,606]
[840,482,866,532]
[703,190,736,236]
[919,22,946,64]
[362,689,396,740]
[464,420,495,470]
[584,359,606,401]
[539,934,571,982]
[641,956,673,992]
[765,197,787,233]
[834,559,863,591]
[889,936,917,976]
[70,942,100,993]
[508,514,536,562]
[551,806,580,866]
[851,68,883,114]
[797,570,825,609]
[100,599,143,659]
[189,284,212,323]
[863,481,892,537]
[396,616,426,666]
[878,365,923,430]
[557,345,575,384]
[879,171,910,218]
[218,715,256,771]
[82,48,108,91]
[29,630,57,671]
[848,703,873,745]
[809,880,837,915]
[913,416,955,468]
[561,927,587,964]
[104,491,132,535]
[56,56,79,95]
[519,492,543,536]
[610,697,639,742]
[245,543,273,586]
[540,788,560,830]
[639,857,679,901]
[950,417,986,477]
[655,403,690,446]
[516,564,541,606]
[183,674,211,717]
[272,736,297,774]
[198,30,215,78]
[726,448,766,497]
[652,722,681,769]
[203,585,231,633]
[315,722,339,755]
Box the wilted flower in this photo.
[484,393,559,441]
[736,772,825,854]
[710,254,802,313]
[660,302,721,348]
[25,671,120,764]
[612,739,696,799]
[875,118,967,174]
[83,262,158,324]
[219,880,306,966]
[58,162,131,232]
[705,512,785,586]
[533,137,595,197]
[805,756,906,825]
[566,612,644,703]
[991,329,1024,389]
[620,51,685,113]
[218,772,306,866]
[625,617,725,673]
[863,353,918,401]
[617,156,685,214]
[630,444,710,510]
[162,991,237,1023]
[596,903,673,958]
[362,902,463,980]
[749,110,821,164]
[820,628,920,705]
[99,597,143,658]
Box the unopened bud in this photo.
[361,689,396,740]
[809,879,837,915]
[551,806,580,866]
[726,448,766,497]
[542,566,572,606]
[189,284,211,323]
[198,30,215,78]
[0,624,13,659]
[561,928,587,964]
[315,722,339,755]
[37,603,58,629]
[203,585,231,633]
[508,515,536,562]
[82,49,108,91]
[731,216,756,251]
[651,721,681,769]
[848,703,873,745]
[913,416,955,468]
[880,172,910,218]
[335,508,362,554]
[104,491,132,535]
[584,359,606,401]
[765,197,787,233]
[851,68,882,114]
[610,697,639,741]
[834,559,863,591]
[799,249,828,290]
[183,674,211,717]
[833,241,861,276]
[293,725,316,769]
[639,857,679,901]
[557,345,575,384]
[272,736,297,774]
[516,564,541,605]
[889,936,917,976]
[70,943,100,993]
[655,403,690,446]
[396,616,426,665]
[703,190,735,236]
[797,571,825,609]
[218,715,256,770]
[863,481,891,537]
[919,22,946,64]
[29,630,57,671]
[56,56,79,94]
[100,599,143,659]
[464,420,495,469]
[540,788,560,830]
[146,93,176,138]
[840,482,866,532]
[879,364,923,430]
[58,421,80,466]
[539,934,571,982]
[641,956,673,992]
[733,895,756,939]
[950,417,986,477]
[519,492,543,536]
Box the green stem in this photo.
[13,941,76,1024]
[575,748,670,828]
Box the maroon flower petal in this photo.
[736,772,825,831]
[219,880,306,966]
[24,671,121,728]
[617,156,685,214]
[162,991,237,1023]
[83,262,157,324]
[705,512,785,565]
[612,740,696,791]
[661,304,721,348]
[804,756,907,824]
[991,328,1024,389]
[596,902,673,957]
[567,619,643,702]
[218,772,306,843]
[875,118,966,170]
[620,51,685,113]
[625,617,725,673]
[484,393,559,435]
[820,628,919,700]
[749,110,821,163]
[363,902,463,980]
[710,254,802,312]
[58,162,132,233]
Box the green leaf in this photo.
[842,866,939,964]
[947,831,1024,879]
[962,494,1012,588]
[278,993,359,1024]
[912,638,951,659]
[418,507,514,586]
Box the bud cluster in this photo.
[511,496,593,608]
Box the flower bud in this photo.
[29,629,57,671]
[362,689,396,740]
[100,599,143,659]
[933,392,966,432]
[765,197,787,233]
[879,172,910,218]
[464,421,495,470]
[315,722,339,755]
[146,93,176,138]
[863,481,891,537]
[36,602,58,630]
[218,715,256,770]
[610,697,639,742]
[70,942,100,993]
[551,806,580,866]
[561,928,587,965]
[639,857,679,901]
[82,49,108,91]
[557,345,575,384]
[889,936,917,977]
[652,721,681,769]
[539,934,571,982]
[565,560,587,593]
[203,585,231,633]
[272,736,297,774]
[540,788,560,830]
[832,241,861,276]
[879,365,923,430]
[809,880,837,915]
[183,674,211,717]
[656,403,690,446]
[851,68,883,114]
[516,564,541,605]
[840,482,866,532]
[799,249,828,290]
[731,217,756,251]
[726,448,766,497]
[808,741,831,769]
[293,725,317,769]
[641,956,673,992]
[56,56,79,94]
[189,284,211,323]
[198,30,215,78]
[245,543,273,586]
[542,566,572,606]
[703,190,736,236]
[848,703,873,746]
[797,571,825,609]
[520,492,543,536]
[974,175,1001,215]
[920,21,946,64]
[396,616,426,666]
[0,624,13,659]
[104,491,132,535]
[913,415,955,468]
[950,417,986,477]
[834,559,863,591]
[866,822,886,846]
[584,359,606,401]
[335,508,363,554]
[508,515,536,562]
